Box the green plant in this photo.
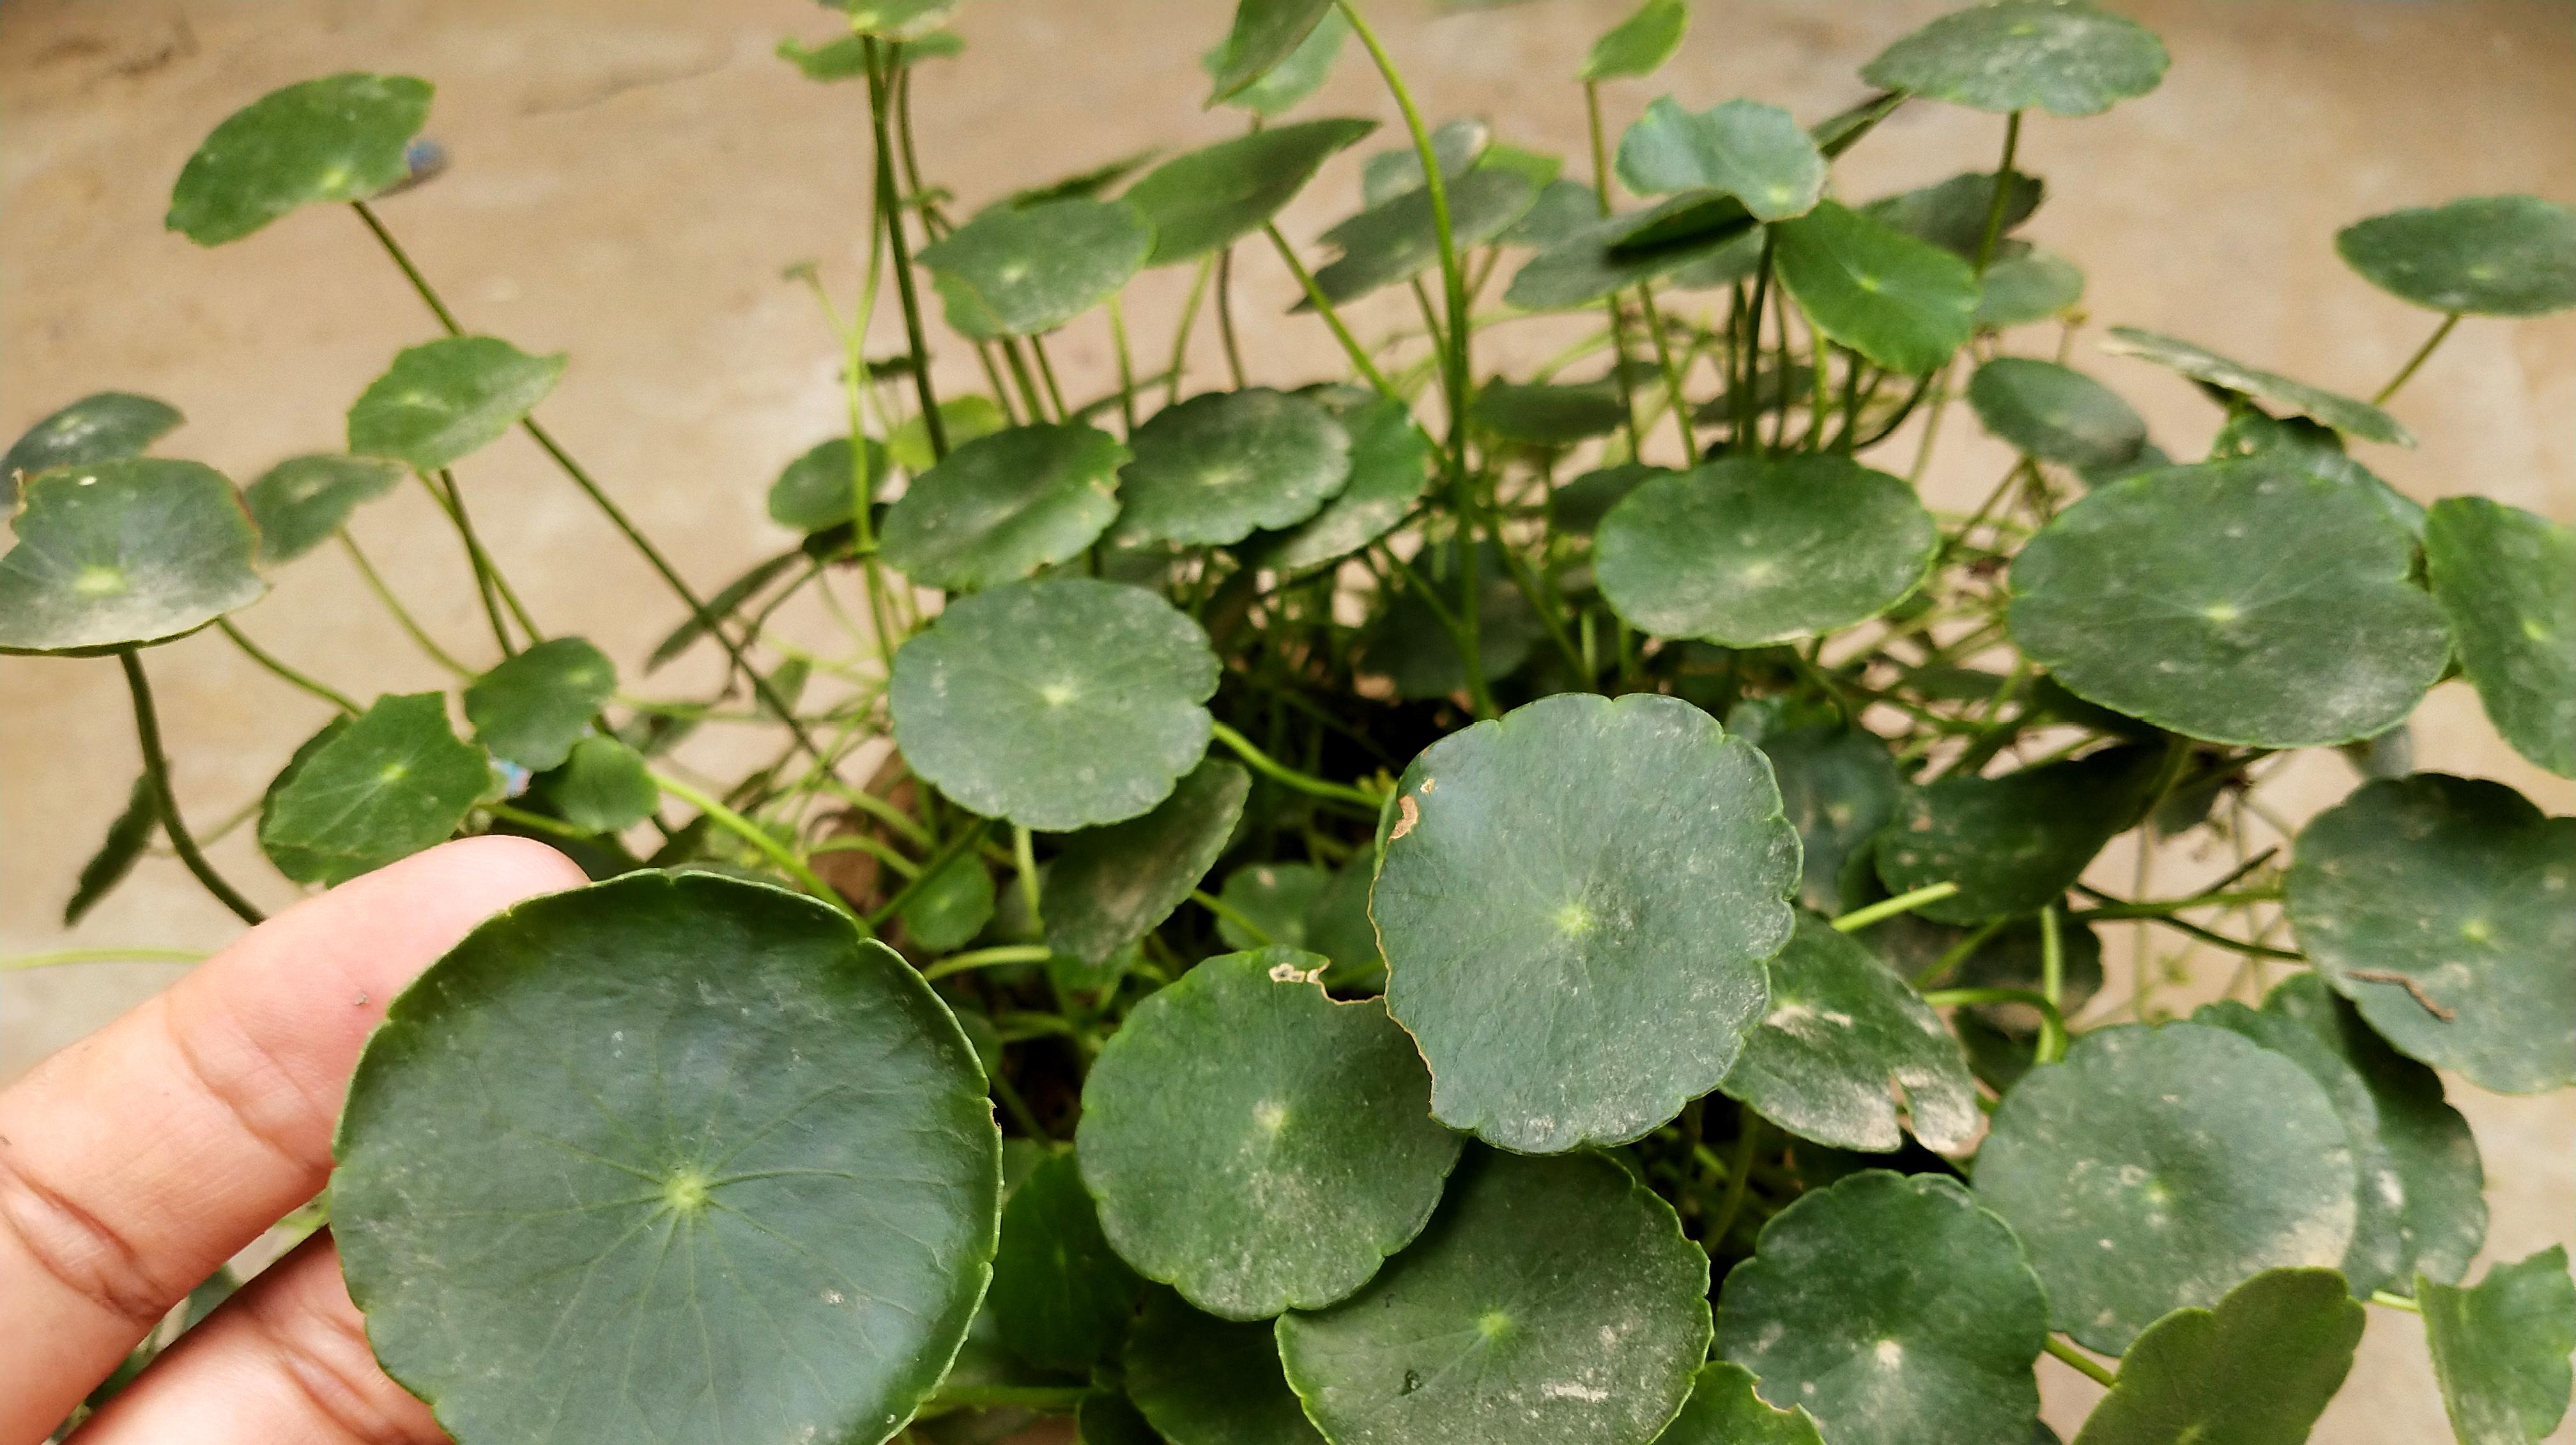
[12,0,2575,1441]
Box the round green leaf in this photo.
[0,458,264,656]
[1718,1171,2047,1445]
[888,395,1009,474]
[1551,462,1669,538]
[1126,120,1377,265]
[918,197,1153,339]
[1215,862,1330,951]
[1310,168,1539,304]
[767,437,890,534]
[167,73,433,245]
[1207,0,1335,103]
[2007,456,2452,747]
[1968,359,2146,474]
[881,422,1128,591]
[1076,948,1462,1318]
[1974,1022,2358,1354]
[889,578,1219,831]
[1597,454,1937,646]
[2336,195,2576,317]
[245,454,405,563]
[2103,327,2411,446]
[348,336,567,474]
[544,735,659,835]
[1860,0,2169,117]
[1206,8,1347,118]
[1977,250,2086,328]
[1862,170,2044,259]
[1114,389,1351,548]
[2254,973,2485,1287]
[1616,98,1825,221]
[1582,0,1690,82]
[463,637,616,771]
[257,692,490,885]
[1247,394,1434,575]
[1045,760,1250,966]
[2069,1268,2363,1445]
[2419,1246,2576,1445]
[1127,1288,1324,1445]
[1275,1149,1712,1445]
[2285,773,2576,1095]
[1876,744,2161,924]
[1747,717,1903,915]
[992,1149,1144,1372]
[1374,693,1800,1153]
[2425,497,2575,777]
[1721,916,1981,1153]
[334,871,1000,1445]
[4,392,183,507]
[1360,120,1489,208]
[1773,201,1982,375]
[1656,1361,1825,1445]
[898,850,995,954]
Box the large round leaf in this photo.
[348,336,567,474]
[2102,328,2410,446]
[1721,916,1981,1154]
[257,692,490,885]
[1875,744,2161,924]
[889,578,1219,831]
[1718,1171,2047,1445]
[990,1148,1143,1372]
[1125,119,1377,265]
[1246,393,1434,575]
[1310,168,1539,305]
[2419,1247,2576,1445]
[1614,98,1825,220]
[0,458,264,655]
[3,392,183,507]
[1862,170,2044,259]
[245,454,406,562]
[1471,378,1629,447]
[1973,1022,2358,1354]
[2424,497,2575,777]
[1114,389,1351,548]
[1275,1149,1712,1445]
[1044,759,1249,966]
[880,422,1128,591]
[1977,250,2086,329]
[1744,715,1904,915]
[2336,195,2576,317]
[1582,0,1690,83]
[1772,201,1981,375]
[766,436,889,534]
[1374,693,1800,1153]
[2068,1268,2363,1445]
[463,637,617,771]
[167,73,433,245]
[1968,358,2146,474]
[2285,773,2575,1095]
[335,871,1001,1445]
[2007,457,2451,747]
[1654,1361,1825,1445]
[1126,1288,1324,1445]
[1214,862,1331,951]
[1596,454,1936,646]
[544,735,659,836]
[1076,948,1462,1318]
[917,197,1152,339]
[1860,0,2169,117]
[2254,973,2485,1287]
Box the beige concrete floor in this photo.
[3,0,2570,1438]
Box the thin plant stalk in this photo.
[1266,223,1400,401]
[1583,79,1644,454]
[865,38,947,460]
[339,531,472,677]
[216,621,360,715]
[119,649,264,925]
[2373,311,2459,404]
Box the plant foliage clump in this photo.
[15,1,2575,1442]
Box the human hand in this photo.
[1,837,587,1444]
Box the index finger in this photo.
[0,835,586,1440]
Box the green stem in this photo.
[1028,334,1074,420]
[806,831,923,879]
[869,821,991,927]
[1830,881,1960,933]
[351,199,464,334]
[1192,888,1273,946]
[651,770,857,925]
[1266,224,1399,401]
[1706,1113,1765,1251]
[1013,824,1043,927]
[118,649,264,925]
[2369,1290,2422,1314]
[339,531,471,677]
[1920,986,2067,1062]
[1583,81,1644,455]
[2073,888,2282,920]
[3,946,208,973]
[1636,287,1695,460]
[921,945,1054,982]
[1914,917,2006,989]
[430,470,541,649]
[482,801,596,840]
[1167,255,1215,406]
[1215,245,1250,389]
[1105,294,1140,434]
[2044,1335,2118,1387]
[1209,721,1386,810]
[2373,311,2459,405]
[1972,111,2023,275]
[866,38,947,460]
[216,620,360,714]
